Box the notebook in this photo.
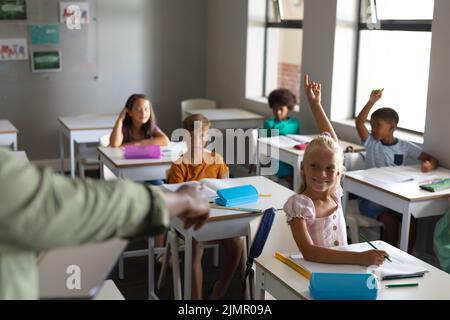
[420,178,450,192]
[277,241,428,281]
[39,239,127,299]
[161,179,245,203]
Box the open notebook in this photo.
[278,241,428,281]
[161,179,245,203]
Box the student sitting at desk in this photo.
[168,114,243,300]
[283,75,388,266]
[264,88,300,188]
[110,93,170,148]
[110,94,171,248]
[355,89,439,252]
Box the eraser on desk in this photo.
[309,273,378,300]
[215,185,259,207]
[124,145,161,159]
[294,143,308,150]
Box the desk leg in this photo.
[399,204,412,252]
[256,140,261,176]
[148,237,159,300]
[59,128,65,174]
[254,266,266,300]
[12,135,17,151]
[70,137,75,178]
[293,158,301,192]
[184,231,192,300]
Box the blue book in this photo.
[215,185,259,207]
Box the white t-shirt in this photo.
[363,134,423,169]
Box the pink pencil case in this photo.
[294,143,308,150]
[124,145,161,159]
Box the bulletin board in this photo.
[0,0,98,82]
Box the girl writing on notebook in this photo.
[168,114,243,300]
[283,75,389,266]
[110,93,169,148]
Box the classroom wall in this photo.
[0,0,206,160]
[423,0,450,168]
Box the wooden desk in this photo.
[343,165,450,251]
[254,240,450,300]
[0,119,18,151]
[257,135,364,192]
[185,108,264,130]
[97,145,183,181]
[58,114,116,177]
[170,176,295,299]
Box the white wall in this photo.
[0,0,206,160]
[424,0,450,168]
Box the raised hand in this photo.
[304,74,321,105]
[369,88,384,104]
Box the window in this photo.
[354,0,434,133]
[263,0,304,101]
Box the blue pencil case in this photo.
[309,273,378,300]
[215,185,259,207]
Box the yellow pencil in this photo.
[259,193,272,197]
[274,252,311,280]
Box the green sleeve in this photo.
[0,150,169,252]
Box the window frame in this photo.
[353,0,433,135]
[263,0,303,98]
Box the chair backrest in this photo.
[343,151,366,172]
[99,134,110,147]
[248,212,298,257]
[244,211,297,299]
[180,98,216,121]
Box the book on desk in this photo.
[275,242,428,281]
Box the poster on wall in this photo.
[28,25,60,45]
[0,38,28,61]
[31,50,62,72]
[0,0,26,20]
[60,2,90,25]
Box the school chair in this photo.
[245,212,298,299]
[77,143,101,178]
[343,152,384,243]
[180,98,216,122]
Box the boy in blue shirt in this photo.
[355,89,439,252]
[264,88,300,188]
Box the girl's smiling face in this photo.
[129,98,151,126]
[301,147,340,194]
